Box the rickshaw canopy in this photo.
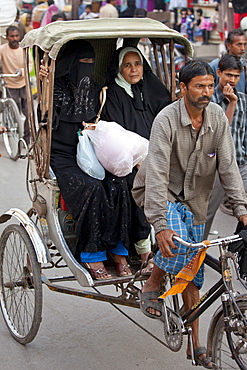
[21,18,193,59]
[20,17,193,183]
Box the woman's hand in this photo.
[136,162,142,170]
[239,214,247,226]
[0,125,7,134]
[82,121,96,130]
[39,59,50,81]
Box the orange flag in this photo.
[159,247,208,299]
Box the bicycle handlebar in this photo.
[0,71,21,78]
[172,234,242,249]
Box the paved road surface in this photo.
[0,135,243,370]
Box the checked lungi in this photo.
[154,201,205,289]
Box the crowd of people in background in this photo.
[1,0,247,49]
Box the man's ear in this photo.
[216,68,221,78]
[179,81,186,95]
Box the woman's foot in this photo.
[140,253,154,275]
[109,254,132,276]
[141,261,154,275]
[81,262,112,280]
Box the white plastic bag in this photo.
[85,120,149,177]
[76,130,105,180]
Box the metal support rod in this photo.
[169,39,176,101]
[160,42,170,92]
[152,41,164,83]
[42,275,140,309]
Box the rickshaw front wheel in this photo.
[0,224,42,344]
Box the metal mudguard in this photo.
[0,208,51,264]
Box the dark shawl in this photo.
[102,45,171,139]
[53,40,100,129]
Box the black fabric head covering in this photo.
[53,39,100,127]
[105,45,170,115]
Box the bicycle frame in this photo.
[163,235,247,368]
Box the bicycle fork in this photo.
[222,294,247,357]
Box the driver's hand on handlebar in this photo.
[156,229,179,258]
[39,60,49,81]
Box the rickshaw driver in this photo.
[132,60,247,368]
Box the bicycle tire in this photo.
[211,300,247,370]
[2,98,21,160]
[0,224,43,344]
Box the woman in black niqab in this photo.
[50,40,132,279]
[52,40,100,128]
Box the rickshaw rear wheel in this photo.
[0,224,42,344]
[2,98,21,161]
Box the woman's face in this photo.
[120,52,143,84]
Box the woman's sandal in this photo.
[187,347,213,369]
[109,253,132,276]
[141,259,154,276]
[115,262,132,276]
[81,262,112,280]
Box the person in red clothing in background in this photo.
[232,0,247,29]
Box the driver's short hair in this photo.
[179,60,214,86]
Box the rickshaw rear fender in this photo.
[0,208,51,264]
[206,293,247,356]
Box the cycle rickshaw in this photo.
[0,18,246,370]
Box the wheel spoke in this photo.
[212,301,247,369]
[0,225,42,343]
[2,99,21,160]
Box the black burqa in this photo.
[102,46,171,246]
[50,40,131,259]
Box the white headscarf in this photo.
[115,47,143,98]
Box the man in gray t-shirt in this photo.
[210,28,247,93]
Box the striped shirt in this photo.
[132,97,247,233]
[210,56,246,93]
[211,85,247,166]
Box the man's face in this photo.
[227,35,247,57]
[7,30,20,49]
[180,74,214,110]
[217,68,241,89]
